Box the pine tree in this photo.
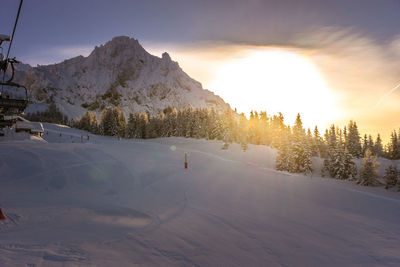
[126,113,136,138]
[287,114,313,174]
[362,134,368,157]
[368,135,374,153]
[383,163,398,189]
[398,129,400,158]
[313,126,325,157]
[321,125,357,179]
[100,107,126,137]
[322,125,337,177]
[335,130,357,179]
[389,130,400,159]
[343,148,358,180]
[276,130,291,172]
[271,113,285,148]
[374,134,383,157]
[210,114,224,140]
[346,121,362,158]
[307,128,318,157]
[359,149,381,186]
[136,113,148,138]
[238,113,249,151]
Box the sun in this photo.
[209,48,339,129]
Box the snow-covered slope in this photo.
[14,36,230,119]
[1,124,399,266]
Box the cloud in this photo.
[293,28,400,104]
[290,27,400,138]
[146,28,400,140]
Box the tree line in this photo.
[33,105,400,190]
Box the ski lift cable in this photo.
[5,0,24,61]
[2,0,24,85]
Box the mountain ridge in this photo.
[14,36,230,119]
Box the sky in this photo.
[1,0,400,140]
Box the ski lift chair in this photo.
[0,34,28,116]
[0,34,11,47]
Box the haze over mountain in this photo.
[14,36,229,119]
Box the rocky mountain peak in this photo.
[162,52,172,61]
[14,36,230,119]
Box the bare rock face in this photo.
[14,36,230,118]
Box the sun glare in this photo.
[209,48,338,129]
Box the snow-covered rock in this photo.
[14,36,230,119]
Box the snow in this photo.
[1,123,400,266]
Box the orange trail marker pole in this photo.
[184,152,188,169]
[0,208,6,220]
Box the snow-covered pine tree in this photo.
[210,114,224,140]
[389,130,400,159]
[289,114,312,174]
[276,130,291,172]
[270,113,285,148]
[238,113,249,151]
[134,113,148,138]
[383,163,398,189]
[395,129,400,159]
[301,137,313,175]
[333,131,346,178]
[307,128,318,157]
[346,121,362,158]
[247,111,258,145]
[162,108,177,137]
[185,107,195,138]
[367,135,374,153]
[220,109,236,147]
[75,111,98,133]
[321,125,356,179]
[343,148,358,180]
[362,134,368,156]
[359,148,381,186]
[192,109,205,139]
[100,108,114,136]
[259,111,271,145]
[147,113,163,138]
[89,113,99,134]
[322,125,337,177]
[313,126,322,157]
[314,126,328,158]
[374,134,383,157]
[126,113,136,138]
